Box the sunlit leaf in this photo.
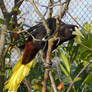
[79,36,92,61]
[58,49,70,73]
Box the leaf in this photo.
[82,74,92,85]
[8,23,14,30]
[17,9,21,15]
[6,53,11,58]
[70,45,80,63]
[73,77,81,83]
[0,18,4,24]
[80,50,91,60]
[58,49,70,73]
[59,63,69,77]
[12,7,21,15]
[79,36,92,61]
[72,63,84,79]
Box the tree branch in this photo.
[42,38,55,92]
[9,0,24,16]
[59,0,71,19]
[49,71,57,92]
[0,25,7,56]
[0,0,8,18]
[66,60,92,92]
[48,0,54,18]
[23,78,32,92]
[0,24,7,91]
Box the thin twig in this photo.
[66,60,92,92]
[6,28,46,42]
[49,71,58,92]
[28,0,51,34]
[48,0,54,18]
[36,0,65,8]
[23,78,32,92]
[18,29,46,42]
[59,0,71,19]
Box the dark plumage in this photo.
[5,18,77,92]
[22,18,76,64]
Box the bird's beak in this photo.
[72,27,84,38]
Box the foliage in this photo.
[53,21,92,92]
[10,21,92,92]
[0,4,92,91]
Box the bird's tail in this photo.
[5,55,36,91]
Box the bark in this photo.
[0,25,7,91]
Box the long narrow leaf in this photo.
[59,49,70,73]
[59,63,69,77]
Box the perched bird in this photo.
[5,18,78,91]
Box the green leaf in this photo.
[59,62,69,77]
[74,77,81,83]
[0,18,4,24]
[72,63,84,78]
[58,49,70,73]
[79,36,92,61]
[82,22,92,34]
[82,74,92,85]
[17,9,21,15]
[6,52,11,58]
[12,7,21,15]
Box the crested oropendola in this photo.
[5,18,79,91]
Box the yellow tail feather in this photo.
[5,55,36,91]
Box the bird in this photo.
[5,18,78,91]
